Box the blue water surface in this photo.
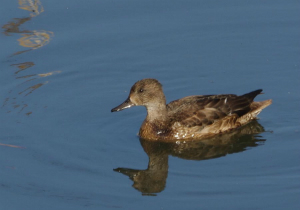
[0,0,299,210]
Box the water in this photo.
[0,0,299,209]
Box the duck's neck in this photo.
[145,104,168,123]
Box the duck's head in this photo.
[111,78,166,112]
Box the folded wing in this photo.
[167,90,263,128]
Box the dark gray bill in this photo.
[111,97,135,112]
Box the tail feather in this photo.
[237,99,272,125]
[250,99,272,112]
[242,89,263,101]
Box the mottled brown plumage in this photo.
[111,78,272,141]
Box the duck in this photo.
[111,78,272,141]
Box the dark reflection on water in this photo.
[2,0,51,55]
[1,0,58,115]
[114,121,266,195]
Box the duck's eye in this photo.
[139,88,144,93]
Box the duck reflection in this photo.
[2,0,58,115]
[114,121,266,195]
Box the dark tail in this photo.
[242,89,263,101]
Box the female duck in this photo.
[111,79,272,141]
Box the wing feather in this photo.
[167,90,262,129]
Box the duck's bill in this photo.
[111,98,135,112]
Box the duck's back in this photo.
[166,90,271,138]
